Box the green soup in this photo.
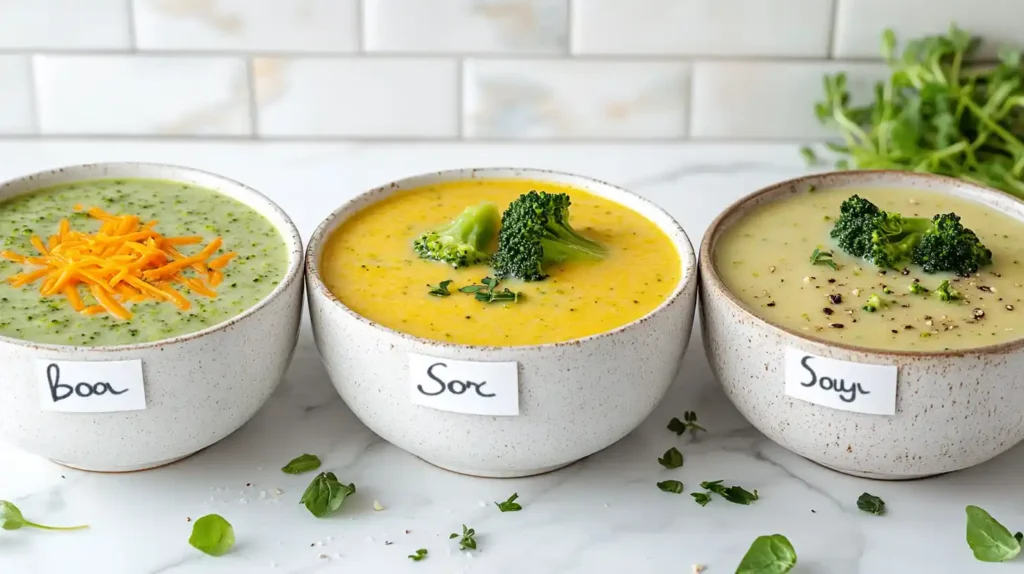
[0,178,288,346]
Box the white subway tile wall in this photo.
[0,0,1020,140]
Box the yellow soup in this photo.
[321,179,681,346]
[715,186,1024,352]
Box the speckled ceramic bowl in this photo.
[0,162,304,472]
[700,170,1024,480]
[306,167,697,478]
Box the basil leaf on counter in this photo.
[300,472,356,518]
[735,534,797,574]
[966,505,1021,562]
[188,514,235,557]
[281,453,322,475]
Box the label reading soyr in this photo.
[409,353,519,416]
[784,348,897,416]
[36,359,147,413]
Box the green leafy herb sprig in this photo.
[667,411,706,436]
[281,453,321,475]
[408,548,429,561]
[810,248,839,270]
[735,534,797,574]
[657,480,684,494]
[460,277,520,304]
[0,501,88,532]
[450,524,478,551]
[657,447,684,469]
[427,280,453,297]
[299,472,356,518]
[495,491,524,511]
[966,505,1022,562]
[188,514,235,557]
[803,24,1024,199]
[857,492,886,515]
[692,480,759,506]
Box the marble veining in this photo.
[0,141,1020,573]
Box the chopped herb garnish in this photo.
[667,411,706,436]
[691,492,712,507]
[936,279,962,301]
[695,480,759,506]
[495,493,522,512]
[966,505,1021,562]
[427,280,453,297]
[450,524,477,551]
[0,500,88,531]
[657,447,684,469]
[281,453,321,475]
[299,472,356,518]
[908,282,929,295]
[408,548,429,561]
[657,480,684,494]
[188,514,235,557]
[856,493,886,515]
[459,276,520,304]
[735,534,797,574]
[810,248,839,270]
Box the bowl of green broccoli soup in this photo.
[701,170,1024,479]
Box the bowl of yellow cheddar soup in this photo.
[0,162,304,472]
[700,169,1024,480]
[306,168,697,478]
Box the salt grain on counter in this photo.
[373,500,385,511]
[274,488,284,495]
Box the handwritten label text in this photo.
[35,359,147,413]
[783,348,896,415]
[409,353,518,416]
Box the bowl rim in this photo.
[0,161,305,352]
[699,168,1024,358]
[304,166,697,351]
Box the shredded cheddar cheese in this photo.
[1,206,236,320]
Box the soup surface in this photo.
[321,179,681,346]
[715,186,1024,351]
[0,178,288,346]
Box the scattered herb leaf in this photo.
[408,548,428,561]
[692,492,712,507]
[188,514,235,557]
[450,524,477,551]
[460,276,520,304]
[657,480,684,494]
[735,534,797,574]
[281,453,321,475]
[667,411,706,436]
[495,493,522,512]
[0,500,88,531]
[810,248,839,270]
[428,280,453,297]
[698,480,759,505]
[658,447,684,469]
[966,505,1021,562]
[299,472,356,518]
[857,493,886,516]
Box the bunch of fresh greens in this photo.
[804,24,1024,198]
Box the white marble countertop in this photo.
[1,140,1021,574]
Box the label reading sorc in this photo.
[408,353,519,416]
[783,348,897,416]
[35,360,147,413]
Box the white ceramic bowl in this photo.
[306,167,698,478]
[700,170,1024,480]
[0,162,304,472]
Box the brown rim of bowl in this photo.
[700,168,1024,359]
[304,166,697,352]
[0,161,304,352]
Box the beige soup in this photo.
[321,179,681,346]
[715,186,1024,351]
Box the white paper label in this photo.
[35,359,147,413]
[784,348,897,415]
[408,353,519,416]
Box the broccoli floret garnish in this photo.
[412,202,499,268]
[862,293,889,312]
[935,279,962,301]
[491,191,606,281]
[913,213,993,276]
[908,282,929,295]
[830,195,992,275]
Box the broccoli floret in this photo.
[862,293,889,312]
[935,279,962,301]
[912,213,993,276]
[908,282,929,295]
[830,195,991,275]
[412,202,499,268]
[491,191,606,281]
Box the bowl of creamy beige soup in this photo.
[0,162,304,472]
[306,167,697,478]
[700,169,1024,479]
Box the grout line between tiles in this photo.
[456,58,465,138]
[355,0,366,53]
[827,0,840,59]
[566,0,576,56]
[244,57,260,139]
[24,55,41,135]
[125,0,138,52]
